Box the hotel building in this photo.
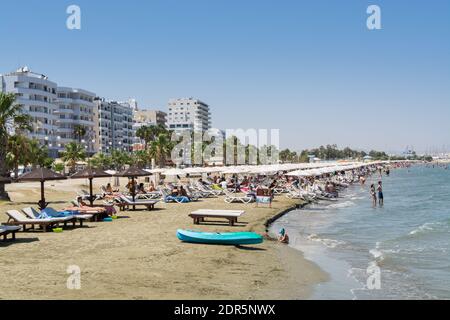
[134,110,167,128]
[56,87,97,155]
[167,98,211,133]
[94,98,134,154]
[0,67,100,157]
[0,67,59,157]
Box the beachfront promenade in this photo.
[0,177,326,300]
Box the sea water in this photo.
[270,165,450,299]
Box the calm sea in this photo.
[270,165,450,299]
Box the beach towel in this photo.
[41,208,72,218]
[256,196,271,204]
[165,196,190,203]
[37,211,52,219]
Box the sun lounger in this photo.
[22,207,92,227]
[118,195,159,210]
[189,209,245,226]
[159,189,190,203]
[134,191,163,201]
[4,210,72,232]
[194,183,221,197]
[0,225,21,241]
[77,189,104,201]
[223,190,254,204]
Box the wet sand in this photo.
[0,178,327,300]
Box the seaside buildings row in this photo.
[0,67,212,158]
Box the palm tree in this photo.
[61,142,86,173]
[6,135,30,179]
[133,150,149,168]
[136,124,168,150]
[27,139,51,169]
[111,150,132,171]
[0,92,31,199]
[149,133,173,168]
[90,152,112,169]
[73,125,87,143]
[52,162,65,174]
[135,126,153,150]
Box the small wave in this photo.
[307,233,346,248]
[350,196,365,200]
[409,222,437,236]
[369,242,385,262]
[369,249,384,261]
[327,201,355,209]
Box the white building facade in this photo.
[167,98,211,132]
[0,67,59,157]
[56,87,97,155]
[94,98,134,154]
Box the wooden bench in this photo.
[189,210,245,226]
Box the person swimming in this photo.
[278,228,289,244]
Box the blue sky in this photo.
[0,0,449,153]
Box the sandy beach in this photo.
[0,178,327,300]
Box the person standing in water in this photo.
[370,184,377,207]
[359,175,366,185]
[377,181,384,206]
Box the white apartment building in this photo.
[56,87,97,155]
[167,98,211,132]
[0,67,59,157]
[94,98,134,154]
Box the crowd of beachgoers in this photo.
[1,160,412,241]
[0,160,417,300]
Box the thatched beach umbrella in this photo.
[18,168,67,210]
[71,167,112,206]
[115,166,150,210]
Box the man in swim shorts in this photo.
[377,181,384,206]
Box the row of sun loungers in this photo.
[4,209,74,232]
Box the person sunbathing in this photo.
[179,186,188,197]
[171,186,179,197]
[137,183,146,194]
[66,196,115,218]
[147,181,156,192]
[105,183,119,194]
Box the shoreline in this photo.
[0,178,327,300]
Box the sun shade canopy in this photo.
[18,168,67,182]
[115,166,150,177]
[71,167,112,179]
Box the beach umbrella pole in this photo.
[38,180,46,210]
[132,177,136,210]
[89,177,94,206]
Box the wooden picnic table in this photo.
[189,209,245,226]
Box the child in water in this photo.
[278,228,289,244]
